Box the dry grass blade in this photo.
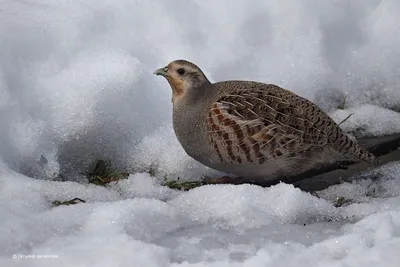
[52,198,86,207]
[87,160,129,186]
[334,196,354,207]
[162,177,203,191]
[338,95,347,110]
[338,113,354,126]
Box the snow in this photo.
[1,0,400,266]
[2,167,400,266]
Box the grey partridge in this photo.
[154,60,378,183]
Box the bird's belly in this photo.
[201,148,343,182]
[208,159,293,181]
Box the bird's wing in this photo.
[207,82,330,165]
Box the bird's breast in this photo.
[172,106,216,164]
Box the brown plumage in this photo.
[154,60,378,183]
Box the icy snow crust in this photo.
[1,0,400,266]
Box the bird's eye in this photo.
[177,68,185,75]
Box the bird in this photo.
[153,59,378,184]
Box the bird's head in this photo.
[154,60,211,104]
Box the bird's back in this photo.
[209,81,377,166]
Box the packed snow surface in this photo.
[1,0,400,266]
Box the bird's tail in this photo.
[335,132,379,166]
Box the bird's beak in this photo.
[153,67,169,77]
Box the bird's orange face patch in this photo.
[166,75,186,103]
[164,62,190,103]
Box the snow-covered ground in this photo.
[1,0,400,266]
